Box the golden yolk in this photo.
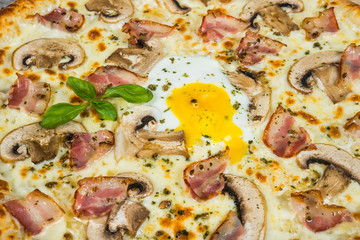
[166,82,247,164]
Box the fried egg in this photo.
[146,56,254,163]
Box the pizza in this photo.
[1,0,360,239]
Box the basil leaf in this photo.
[101,84,153,103]
[40,103,87,129]
[91,101,117,121]
[67,76,96,101]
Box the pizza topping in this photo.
[236,31,286,66]
[115,105,188,159]
[37,7,85,32]
[85,0,134,23]
[183,149,229,200]
[70,130,114,170]
[4,189,64,235]
[162,0,191,14]
[87,216,123,240]
[12,38,86,70]
[0,121,85,163]
[122,19,175,46]
[8,73,51,115]
[258,5,299,36]
[73,173,153,218]
[296,143,360,184]
[340,43,360,85]
[86,66,147,96]
[227,70,271,125]
[198,10,249,43]
[106,46,163,77]
[218,174,266,240]
[290,190,352,232]
[240,0,304,28]
[263,105,313,158]
[311,64,350,103]
[287,51,343,94]
[314,165,351,198]
[106,200,149,237]
[301,8,339,40]
[344,111,360,136]
[210,211,245,240]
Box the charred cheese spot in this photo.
[256,171,267,183]
[58,73,67,82]
[246,168,253,175]
[0,50,5,65]
[97,42,106,52]
[296,111,321,125]
[268,60,284,68]
[67,1,77,8]
[24,73,40,81]
[88,28,102,41]
[2,68,11,75]
[350,94,360,102]
[70,96,84,104]
[45,69,56,75]
[286,97,295,105]
[334,106,343,119]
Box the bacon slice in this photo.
[122,18,175,45]
[183,149,228,201]
[236,31,285,66]
[263,105,313,158]
[4,189,64,235]
[86,66,146,96]
[70,130,114,170]
[37,7,85,32]
[73,177,134,218]
[8,73,51,115]
[340,43,360,85]
[301,8,339,40]
[211,211,244,240]
[198,10,249,43]
[291,190,352,232]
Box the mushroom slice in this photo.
[219,174,266,240]
[258,5,299,36]
[117,172,154,199]
[115,106,189,159]
[228,70,271,125]
[240,0,303,30]
[0,121,85,163]
[12,38,86,71]
[163,0,191,14]
[107,200,149,237]
[297,143,360,183]
[85,0,134,23]
[312,64,350,103]
[287,51,342,94]
[105,47,162,77]
[315,165,351,197]
[87,216,123,240]
[344,111,360,136]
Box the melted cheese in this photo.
[0,0,360,239]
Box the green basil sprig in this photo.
[40,77,153,129]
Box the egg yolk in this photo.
[166,82,247,164]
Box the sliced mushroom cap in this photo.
[0,121,85,163]
[163,0,191,14]
[297,143,360,184]
[344,111,360,136]
[12,38,86,71]
[107,200,149,237]
[85,0,134,23]
[105,46,162,77]
[87,216,123,240]
[115,106,189,159]
[220,174,266,240]
[240,0,304,22]
[312,64,350,103]
[228,71,271,125]
[315,165,351,197]
[287,51,342,94]
[258,5,299,36]
[117,172,154,199]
